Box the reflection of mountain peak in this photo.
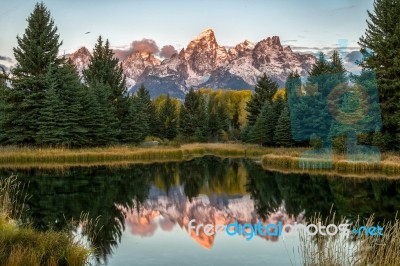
[122,187,302,250]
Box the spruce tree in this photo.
[272,95,285,127]
[4,3,62,144]
[216,103,230,139]
[286,71,304,143]
[37,84,65,145]
[0,70,9,143]
[207,95,220,141]
[84,36,128,139]
[274,106,293,146]
[82,82,119,146]
[131,94,150,143]
[40,64,87,146]
[249,101,273,145]
[135,84,155,137]
[178,89,208,142]
[80,86,100,146]
[359,0,400,149]
[231,104,241,130]
[159,95,178,140]
[245,74,279,126]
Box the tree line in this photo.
[0,1,399,151]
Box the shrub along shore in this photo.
[0,143,399,178]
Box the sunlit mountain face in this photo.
[68,29,316,98]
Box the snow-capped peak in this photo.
[68,28,316,98]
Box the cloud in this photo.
[332,5,356,11]
[0,55,12,62]
[160,45,178,58]
[113,49,131,61]
[282,40,298,43]
[131,38,159,54]
[113,38,160,60]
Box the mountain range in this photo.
[68,28,316,98]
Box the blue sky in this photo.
[0,0,374,65]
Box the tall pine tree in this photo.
[248,101,273,145]
[245,74,279,126]
[359,0,400,149]
[159,95,178,140]
[37,64,87,146]
[84,36,128,140]
[274,106,293,146]
[179,89,208,142]
[4,3,62,145]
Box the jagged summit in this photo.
[68,46,91,75]
[68,29,316,98]
[195,28,215,40]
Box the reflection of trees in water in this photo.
[0,166,151,264]
[1,157,399,262]
[245,164,400,222]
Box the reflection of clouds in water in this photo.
[120,187,305,249]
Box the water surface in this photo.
[2,156,399,265]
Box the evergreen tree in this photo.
[331,50,347,76]
[249,101,273,145]
[216,103,230,139]
[303,52,347,147]
[83,36,128,138]
[159,95,178,140]
[309,52,331,76]
[82,82,119,146]
[37,84,65,145]
[231,104,241,130]
[0,70,9,143]
[245,74,279,126]
[178,89,208,141]
[135,84,154,137]
[359,0,400,149]
[286,71,307,144]
[272,95,285,128]
[274,106,293,146]
[37,64,87,146]
[121,96,150,144]
[4,3,62,144]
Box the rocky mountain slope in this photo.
[69,29,316,98]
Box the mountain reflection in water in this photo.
[1,156,399,264]
[121,187,304,249]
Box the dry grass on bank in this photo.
[300,213,400,266]
[0,143,294,167]
[0,143,399,178]
[262,151,400,178]
[0,176,91,266]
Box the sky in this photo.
[0,0,375,68]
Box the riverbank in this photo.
[0,144,399,178]
[0,176,91,265]
[0,143,293,168]
[262,152,400,178]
